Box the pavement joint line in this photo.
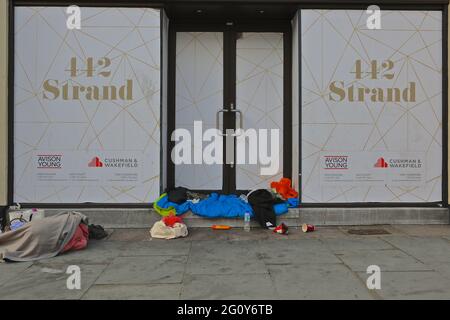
[332,249,382,300]
[258,241,281,299]
[178,241,192,300]
[380,236,429,265]
[80,263,110,300]
[265,265,280,299]
[119,254,190,257]
[317,237,381,300]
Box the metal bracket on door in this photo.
[229,109,243,135]
[216,109,228,137]
[215,108,243,137]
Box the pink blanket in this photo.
[61,223,89,253]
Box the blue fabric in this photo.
[286,197,299,208]
[10,220,25,230]
[156,194,191,215]
[190,193,254,218]
[273,203,289,215]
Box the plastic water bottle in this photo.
[244,212,251,232]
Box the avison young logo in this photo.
[323,155,349,169]
[37,154,62,169]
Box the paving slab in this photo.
[337,249,432,272]
[0,262,33,287]
[268,264,374,299]
[391,225,450,237]
[82,284,182,300]
[255,239,340,265]
[181,274,276,300]
[0,262,107,300]
[291,226,348,239]
[356,271,450,300]
[384,236,450,263]
[187,228,233,241]
[187,240,268,275]
[119,240,191,257]
[224,228,273,241]
[107,229,151,241]
[321,237,394,253]
[95,256,187,285]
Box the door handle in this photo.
[216,109,228,136]
[216,108,243,137]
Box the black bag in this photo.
[166,187,188,204]
[88,224,108,240]
[247,189,277,229]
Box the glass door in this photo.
[169,25,291,194]
[235,32,285,190]
[174,31,224,190]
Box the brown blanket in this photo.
[0,211,87,262]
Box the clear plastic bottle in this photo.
[244,212,251,232]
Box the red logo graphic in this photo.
[374,157,388,168]
[88,156,103,167]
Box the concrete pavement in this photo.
[1,225,450,299]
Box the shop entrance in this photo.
[168,23,292,194]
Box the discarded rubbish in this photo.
[302,223,315,233]
[273,223,289,235]
[211,225,232,230]
[150,220,188,239]
[244,212,251,232]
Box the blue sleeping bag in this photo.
[154,192,291,218]
[190,193,254,218]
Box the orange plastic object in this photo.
[211,225,232,230]
[270,177,298,199]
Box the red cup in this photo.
[302,223,315,233]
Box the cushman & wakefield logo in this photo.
[374,157,422,169]
[88,156,138,168]
[88,157,103,168]
[374,157,388,168]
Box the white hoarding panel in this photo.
[301,10,442,203]
[14,7,161,203]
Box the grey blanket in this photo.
[0,211,87,262]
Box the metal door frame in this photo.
[167,20,292,194]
